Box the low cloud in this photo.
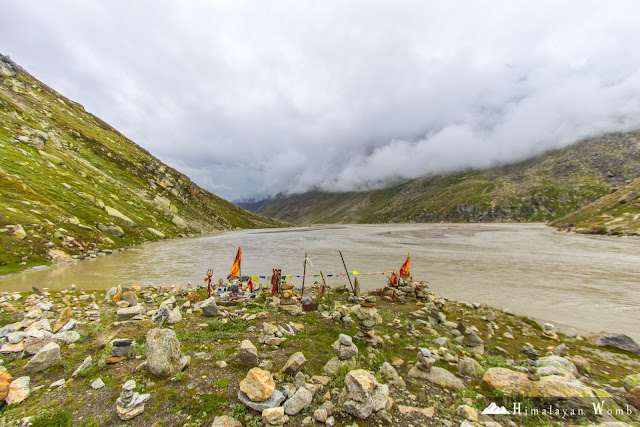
[3,1,640,199]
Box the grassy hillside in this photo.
[0,54,283,275]
[259,132,640,224]
[552,176,640,236]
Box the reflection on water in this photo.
[1,223,639,340]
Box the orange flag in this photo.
[399,251,410,279]
[228,247,242,278]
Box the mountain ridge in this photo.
[0,54,283,275]
[258,131,640,224]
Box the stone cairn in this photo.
[416,348,436,373]
[522,343,540,381]
[333,334,359,360]
[542,323,559,340]
[323,333,359,375]
[352,296,383,346]
[116,380,150,420]
[278,283,301,315]
[340,369,390,419]
[388,280,432,303]
[457,321,485,355]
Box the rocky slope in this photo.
[0,54,283,275]
[0,282,637,426]
[552,176,640,236]
[259,132,640,224]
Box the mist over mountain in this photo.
[3,2,640,200]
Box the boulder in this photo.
[52,307,72,333]
[238,388,285,412]
[147,227,165,238]
[238,340,259,368]
[458,356,484,378]
[623,374,640,392]
[482,367,598,398]
[120,291,137,307]
[0,371,13,401]
[104,206,135,226]
[117,305,145,320]
[211,415,243,427]
[94,319,155,348]
[240,368,275,402]
[24,342,60,374]
[5,376,30,405]
[283,387,312,415]
[342,369,389,419]
[627,386,640,409]
[587,333,640,354]
[52,330,81,344]
[408,366,465,390]
[281,352,306,376]
[145,328,188,378]
[97,224,124,237]
[200,298,220,317]
[537,356,578,378]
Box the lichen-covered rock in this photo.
[145,328,188,378]
[587,333,640,354]
[458,356,484,378]
[281,352,306,376]
[24,342,60,374]
[240,368,275,402]
[482,367,598,398]
[408,366,465,390]
[341,369,389,419]
[6,376,30,405]
[283,387,312,415]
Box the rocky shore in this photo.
[0,280,638,427]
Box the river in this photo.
[1,223,639,340]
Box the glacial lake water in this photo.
[1,223,639,340]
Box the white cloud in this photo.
[2,1,640,199]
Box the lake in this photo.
[2,223,639,340]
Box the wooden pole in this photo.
[320,271,326,298]
[301,252,308,298]
[339,250,355,294]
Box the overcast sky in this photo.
[3,1,640,200]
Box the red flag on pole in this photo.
[228,247,242,278]
[399,251,410,280]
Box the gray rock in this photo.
[72,356,92,377]
[91,378,105,389]
[281,352,306,376]
[145,328,188,378]
[588,332,640,354]
[238,389,285,412]
[463,331,484,347]
[24,342,61,374]
[52,330,80,344]
[117,305,144,320]
[537,356,578,378]
[237,340,259,368]
[458,356,484,378]
[407,366,465,390]
[283,387,312,415]
[151,306,169,324]
[200,298,220,317]
[97,223,124,237]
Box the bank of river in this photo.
[1,223,639,340]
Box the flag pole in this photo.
[301,252,308,298]
[339,250,355,294]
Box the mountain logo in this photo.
[482,402,510,415]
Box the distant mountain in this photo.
[234,197,272,213]
[552,175,640,236]
[258,131,640,224]
[0,54,283,275]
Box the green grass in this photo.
[29,409,73,427]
